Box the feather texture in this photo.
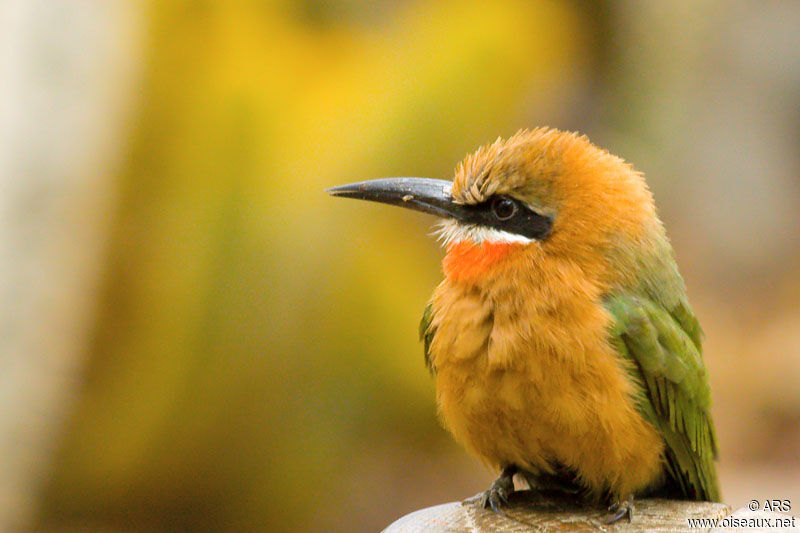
[605,292,720,501]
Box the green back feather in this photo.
[605,233,720,502]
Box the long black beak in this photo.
[328,177,554,240]
[326,178,471,220]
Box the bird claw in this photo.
[606,499,634,524]
[481,485,510,513]
[481,466,516,513]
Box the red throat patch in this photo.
[442,241,523,282]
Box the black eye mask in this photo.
[456,195,553,240]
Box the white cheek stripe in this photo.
[432,219,535,246]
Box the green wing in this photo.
[606,292,720,501]
[419,303,437,374]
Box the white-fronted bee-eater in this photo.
[328,128,720,523]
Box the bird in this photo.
[327,128,719,523]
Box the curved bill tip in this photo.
[325,185,351,196]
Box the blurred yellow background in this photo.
[2,1,799,531]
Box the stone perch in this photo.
[383,491,799,532]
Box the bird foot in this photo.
[480,466,517,513]
[606,498,634,524]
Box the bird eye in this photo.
[491,196,517,220]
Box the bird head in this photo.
[329,128,661,287]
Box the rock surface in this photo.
[382,491,770,532]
